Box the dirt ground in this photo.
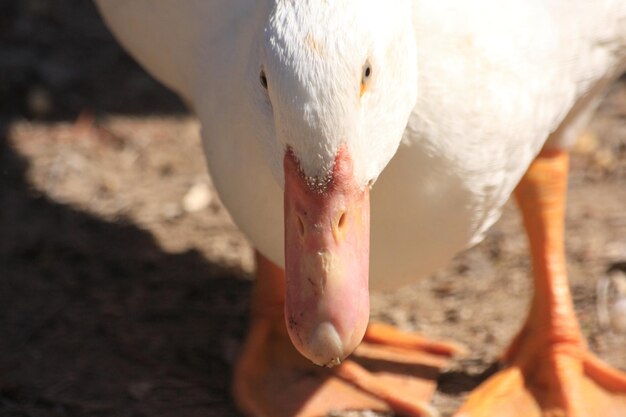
[1,1,625,416]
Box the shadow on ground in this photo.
[1,127,251,417]
[1,1,252,416]
[0,128,251,417]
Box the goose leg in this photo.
[233,252,458,417]
[454,149,626,417]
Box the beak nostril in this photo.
[296,214,305,239]
[337,212,347,231]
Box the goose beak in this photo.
[283,146,370,367]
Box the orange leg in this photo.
[233,252,460,417]
[455,150,626,417]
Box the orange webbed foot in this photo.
[454,149,626,417]
[233,317,456,417]
[232,253,460,417]
[453,335,626,417]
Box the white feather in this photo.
[95,0,626,288]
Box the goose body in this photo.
[95,1,626,415]
[96,0,626,289]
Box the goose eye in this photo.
[260,70,268,89]
[361,61,372,96]
[362,62,372,82]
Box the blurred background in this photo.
[0,1,625,416]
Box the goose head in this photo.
[252,0,418,366]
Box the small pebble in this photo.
[611,298,626,333]
[27,86,53,117]
[597,269,626,334]
[128,380,154,401]
[182,181,211,213]
[162,202,183,220]
[573,130,599,155]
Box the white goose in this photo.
[95,1,626,416]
